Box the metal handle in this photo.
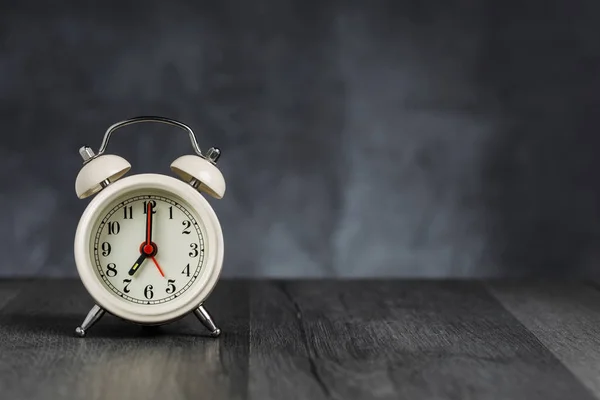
[96,116,203,157]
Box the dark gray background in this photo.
[1,0,599,278]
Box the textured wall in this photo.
[1,0,600,277]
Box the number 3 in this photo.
[189,243,199,257]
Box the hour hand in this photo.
[128,253,148,276]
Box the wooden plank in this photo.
[0,279,249,400]
[248,281,331,400]
[248,280,597,400]
[488,281,600,399]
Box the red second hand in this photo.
[150,256,165,278]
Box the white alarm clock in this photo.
[73,116,225,338]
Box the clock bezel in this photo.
[74,173,224,325]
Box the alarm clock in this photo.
[73,116,225,338]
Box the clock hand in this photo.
[142,201,154,255]
[128,252,164,277]
[150,256,165,278]
[128,253,148,276]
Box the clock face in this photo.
[90,190,205,305]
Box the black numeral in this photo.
[182,220,191,234]
[169,206,173,219]
[123,206,133,219]
[143,200,157,214]
[166,279,176,294]
[189,243,199,257]
[123,279,131,293]
[182,263,190,277]
[101,242,111,256]
[144,284,154,299]
[106,263,117,277]
[107,221,120,235]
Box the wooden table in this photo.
[1,279,599,400]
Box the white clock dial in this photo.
[90,191,205,305]
[75,173,224,325]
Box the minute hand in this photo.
[145,201,153,246]
[128,253,148,276]
[142,202,155,256]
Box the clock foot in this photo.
[193,305,221,337]
[75,304,105,337]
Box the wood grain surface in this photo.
[488,282,600,397]
[0,279,598,400]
